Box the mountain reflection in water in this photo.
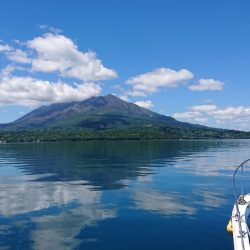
[0,140,249,249]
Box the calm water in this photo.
[0,140,250,250]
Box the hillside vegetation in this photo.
[0,94,249,142]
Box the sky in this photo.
[0,0,249,131]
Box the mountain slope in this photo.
[0,94,202,131]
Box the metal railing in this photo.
[233,159,250,250]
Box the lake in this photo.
[0,139,250,249]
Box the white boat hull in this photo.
[232,194,250,250]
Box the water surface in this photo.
[0,139,250,249]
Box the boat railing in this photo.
[233,159,250,250]
[233,159,250,203]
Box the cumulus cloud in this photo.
[173,103,250,131]
[189,78,224,91]
[126,68,193,96]
[0,42,31,64]
[6,49,31,64]
[0,31,120,107]
[0,43,12,52]
[173,111,208,123]
[135,100,153,109]
[210,106,250,120]
[0,33,117,82]
[0,66,101,106]
[26,33,117,81]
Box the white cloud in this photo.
[0,33,117,82]
[0,67,101,106]
[0,42,31,64]
[111,93,130,102]
[173,111,202,120]
[135,100,153,109]
[26,33,117,81]
[37,24,62,34]
[0,43,12,52]
[192,117,209,123]
[191,104,217,112]
[135,100,154,109]
[173,103,250,131]
[127,89,148,97]
[126,68,193,96]
[209,106,250,120]
[189,78,224,91]
[0,64,15,77]
[0,31,121,107]
[118,95,129,102]
[6,49,31,64]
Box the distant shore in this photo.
[0,128,249,143]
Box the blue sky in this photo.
[0,0,249,130]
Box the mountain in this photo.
[0,94,249,141]
[0,94,202,131]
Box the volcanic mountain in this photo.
[0,94,202,131]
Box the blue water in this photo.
[0,140,250,249]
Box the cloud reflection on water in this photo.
[0,180,100,216]
[31,206,116,250]
[133,190,197,217]
[193,189,227,210]
[174,146,250,177]
[0,177,117,249]
[0,140,249,249]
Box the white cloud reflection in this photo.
[31,206,116,250]
[174,146,250,177]
[133,190,196,217]
[192,189,227,210]
[0,177,117,249]
[0,180,100,216]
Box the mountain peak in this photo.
[104,94,117,98]
[0,94,193,131]
[97,94,126,103]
